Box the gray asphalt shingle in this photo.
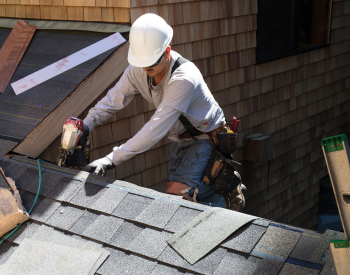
[221,223,267,253]
[164,206,203,233]
[30,197,61,222]
[15,169,63,196]
[82,214,124,243]
[129,228,171,259]
[135,200,180,229]
[46,204,85,230]
[112,193,154,220]
[289,232,323,262]
[158,246,226,275]
[70,210,100,235]
[0,161,27,181]
[0,241,18,265]
[48,177,84,202]
[70,182,107,208]
[90,187,128,214]
[109,221,145,249]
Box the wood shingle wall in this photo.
[38,0,350,230]
[0,0,131,23]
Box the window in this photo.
[256,0,332,64]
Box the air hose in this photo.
[0,159,42,246]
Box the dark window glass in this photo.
[257,0,295,63]
[256,0,332,64]
[297,0,332,51]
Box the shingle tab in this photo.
[82,214,124,243]
[0,240,18,265]
[0,161,27,181]
[251,225,301,261]
[221,223,266,253]
[164,206,203,233]
[96,247,130,275]
[70,182,107,208]
[112,193,153,220]
[47,177,84,202]
[158,246,226,275]
[248,255,285,275]
[46,204,85,230]
[30,197,61,222]
[15,169,63,196]
[279,262,320,275]
[122,254,157,275]
[70,210,100,235]
[135,200,180,228]
[7,220,41,244]
[213,251,257,275]
[129,228,171,259]
[109,221,145,249]
[150,263,187,275]
[290,232,323,262]
[90,187,128,214]
[20,192,44,213]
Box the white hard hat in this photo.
[128,14,173,67]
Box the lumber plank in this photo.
[13,41,130,158]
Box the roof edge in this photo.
[0,18,130,34]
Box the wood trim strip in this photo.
[0,24,36,93]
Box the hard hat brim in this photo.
[128,47,164,68]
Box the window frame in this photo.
[256,0,334,64]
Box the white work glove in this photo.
[85,157,115,177]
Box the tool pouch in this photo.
[203,150,241,194]
[216,132,237,157]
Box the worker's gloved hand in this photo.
[77,125,90,147]
[85,157,115,177]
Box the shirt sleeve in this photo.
[83,66,139,132]
[106,106,181,166]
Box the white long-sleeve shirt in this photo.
[84,50,225,166]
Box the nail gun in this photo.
[57,117,90,167]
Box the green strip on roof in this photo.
[330,239,349,249]
[321,134,348,153]
[0,18,130,33]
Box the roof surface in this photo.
[0,156,344,275]
[0,28,121,150]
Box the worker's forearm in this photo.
[107,107,181,166]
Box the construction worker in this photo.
[82,13,245,211]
